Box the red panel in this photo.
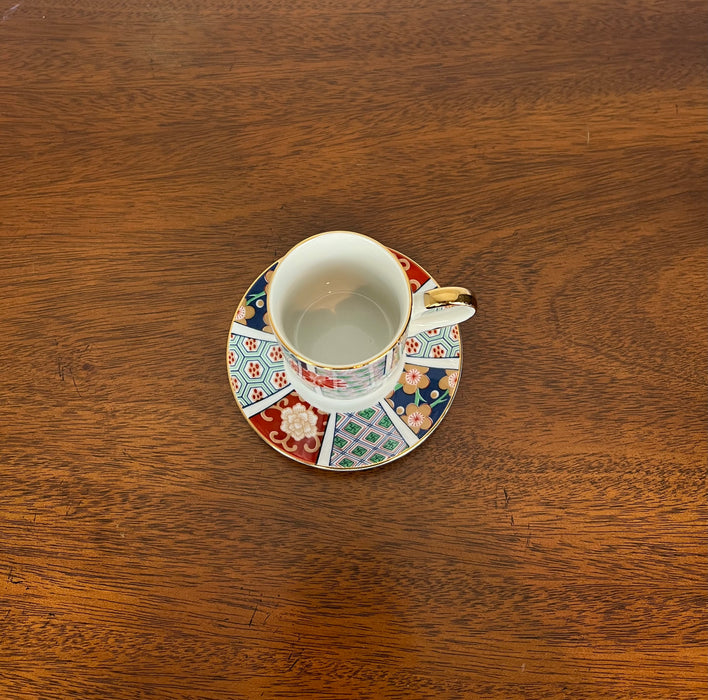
[250,391,329,465]
[390,249,431,291]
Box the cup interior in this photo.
[269,232,411,367]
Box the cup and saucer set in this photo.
[226,231,476,471]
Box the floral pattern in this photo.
[268,345,284,363]
[385,363,458,438]
[439,370,458,393]
[280,403,319,441]
[405,337,421,354]
[405,403,432,433]
[234,263,276,333]
[401,365,430,394]
[250,392,329,464]
[235,303,255,325]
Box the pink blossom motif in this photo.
[268,345,284,363]
[439,370,458,393]
[407,411,425,429]
[249,387,265,402]
[405,338,421,354]
[246,361,262,378]
[244,337,260,352]
[271,371,288,389]
[405,403,432,433]
[227,350,237,366]
[236,304,255,325]
[230,376,240,392]
[431,344,446,358]
[401,365,430,394]
[280,403,319,441]
[425,328,440,337]
[405,368,423,385]
[451,325,460,341]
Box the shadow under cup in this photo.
[269,232,411,370]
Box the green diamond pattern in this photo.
[328,406,408,469]
[344,421,363,436]
[377,415,392,429]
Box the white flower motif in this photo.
[280,403,319,441]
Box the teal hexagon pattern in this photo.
[227,333,289,407]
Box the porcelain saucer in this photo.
[226,250,463,471]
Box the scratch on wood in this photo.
[67,366,82,398]
[2,3,21,21]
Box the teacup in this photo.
[268,231,476,412]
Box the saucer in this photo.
[227,249,463,471]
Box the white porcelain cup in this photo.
[268,231,476,412]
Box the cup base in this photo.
[282,353,407,414]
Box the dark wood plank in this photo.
[1,0,706,697]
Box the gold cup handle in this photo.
[408,286,477,336]
[424,286,477,310]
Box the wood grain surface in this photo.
[1,0,706,697]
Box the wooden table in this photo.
[2,1,706,697]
